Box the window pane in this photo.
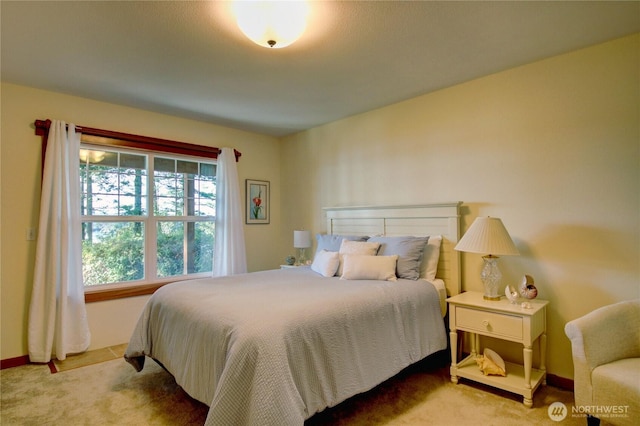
[79,148,110,165]
[156,221,214,277]
[154,157,175,173]
[89,150,118,167]
[80,149,147,216]
[190,221,214,273]
[155,196,183,216]
[195,176,216,216]
[157,221,184,278]
[153,172,180,197]
[197,200,216,216]
[154,170,183,216]
[154,157,215,216]
[91,194,119,216]
[82,222,144,286]
[120,153,146,169]
[154,157,215,218]
[177,160,198,174]
[200,163,216,177]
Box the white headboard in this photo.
[323,203,462,297]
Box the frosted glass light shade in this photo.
[454,217,519,256]
[233,1,310,48]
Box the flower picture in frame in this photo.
[246,179,269,224]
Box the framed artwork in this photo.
[246,179,270,224]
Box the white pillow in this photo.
[337,240,381,276]
[420,235,442,281]
[341,255,399,281]
[311,250,340,277]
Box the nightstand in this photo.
[280,264,308,269]
[447,291,549,407]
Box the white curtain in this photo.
[28,120,90,363]
[213,148,247,276]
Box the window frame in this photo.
[34,119,241,303]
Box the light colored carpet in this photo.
[1,354,583,425]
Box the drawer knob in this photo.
[482,320,490,327]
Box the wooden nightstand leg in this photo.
[540,333,547,385]
[449,329,459,383]
[523,345,533,390]
[471,333,479,357]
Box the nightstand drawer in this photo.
[455,306,523,340]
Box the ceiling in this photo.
[2,1,639,137]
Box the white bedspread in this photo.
[125,267,447,425]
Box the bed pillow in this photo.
[368,236,429,280]
[311,250,340,277]
[420,235,442,281]
[315,234,369,255]
[341,255,399,281]
[337,239,381,276]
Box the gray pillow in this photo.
[315,234,369,254]
[368,236,429,280]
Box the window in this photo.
[80,145,216,288]
[34,120,242,302]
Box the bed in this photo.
[125,203,462,425]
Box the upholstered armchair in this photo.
[565,299,640,426]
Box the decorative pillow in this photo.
[420,235,442,281]
[311,250,340,277]
[368,236,429,280]
[337,239,381,276]
[315,234,369,255]
[341,255,398,281]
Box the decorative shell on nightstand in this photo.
[476,348,506,376]
[505,285,519,304]
[285,255,296,266]
[519,274,538,299]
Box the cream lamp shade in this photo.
[233,1,310,49]
[293,230,312,265]
[455,217,519,300]
[454,217,519,256]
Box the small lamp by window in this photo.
[454,217,519,300]
[293,230,312,266]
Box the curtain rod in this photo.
[34,119,241,161]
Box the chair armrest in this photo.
[565,299,640,370]
[565,299,639,408]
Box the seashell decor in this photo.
[476,348,506,376]
[519,274,538,299]
[505,285,519,304]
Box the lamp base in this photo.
[481,255,502,301]
[296,248,307,266]
[483,295,502,301]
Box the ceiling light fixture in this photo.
[233,1,310,49]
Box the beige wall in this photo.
[0,83,284,357]
[1,34,638,380]
[280,34,640,380]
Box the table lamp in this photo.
[454,217,520,300]
[293,230,312,265]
